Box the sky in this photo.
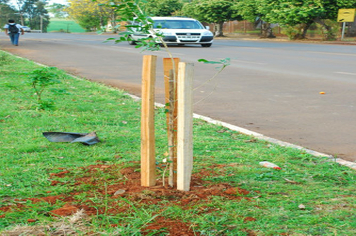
[9,0,69,7]
[45,0,68,5]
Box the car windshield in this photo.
[153,20,204,29]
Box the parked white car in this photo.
[128,17,214,47]
[22,26,31,32]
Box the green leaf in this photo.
[198,59,209,63]
[198,59,222,64]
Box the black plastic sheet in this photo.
[43,132,100,146]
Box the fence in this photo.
[206,20,356,38]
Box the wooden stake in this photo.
[168,70,175,187]
[163,57,180,119]
[163,58,180,138]
[163,58,180,187]
[141,55,157,187]
[177,62,194,191]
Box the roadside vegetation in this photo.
[62,0,356,40]
[47,18,86,33]
[1,50,356,235]
[2,0,355,40]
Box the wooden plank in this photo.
[163,58,180,187]
[177,62,194,191]
[168,71,176,187]
[141,55,157,187]
[163,58,180,136]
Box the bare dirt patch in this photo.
[1,162,253,235]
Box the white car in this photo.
[22,26,31,32]
[128,17,214,47]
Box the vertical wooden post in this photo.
[167,71,176,187]
[141,55,157,187]
[163,58,180,187]
[177,62,194,191]
[163,58,180,132]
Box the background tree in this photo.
[257,0,327,39]
[66,0,104,31]
[76,12,103,31]
[21,0,50,32]
[46,3,67,18]
[239,0,356,40]
[315,0,356,39]
[182,0,241,37]
[233,0,356,39]
[232,0,276,38]
[66,0,119,32]
[143,0,183,16]
[0,1,19,27]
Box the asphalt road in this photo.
[1,33,356,162]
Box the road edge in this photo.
[192,113,356,171]
[121,92,356,171]
[2,49,355,171]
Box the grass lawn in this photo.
[47,18,86,33]
[0,50,355,235]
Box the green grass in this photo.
[47,18,86,33]
[0,50,355,235]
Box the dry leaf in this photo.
[284,178,299,184]
[114,189,126,195]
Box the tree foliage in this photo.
[235,0,356,40]
[47,3,67,18]
[182,0,241,36]
[107,0,162,51]
[1,0,50,31]
[66,0,118,32]
[143,0,183,16]
[232,0,258,22]
[21,0,50,32]
[76,12,104,31]
[0,1,19,27]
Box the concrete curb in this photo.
[214,35,356,45]
[126,93,356,171]
[192,113,356,171]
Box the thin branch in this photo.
[193,65,227,91]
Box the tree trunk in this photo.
[110,12,117,33]
[111,20,117,33]
[301,21,313,39]
[314,18,335,40]
[260,22,275,38]
[214,22,224,37]
[293,21,313,40]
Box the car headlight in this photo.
[202,31,213,36]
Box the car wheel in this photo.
[128,36,137,45]
[201,43,212,47]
